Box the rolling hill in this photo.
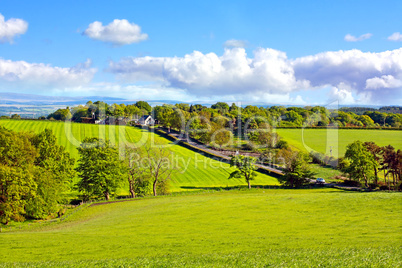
[0,119,279,191]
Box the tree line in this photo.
[339,141,401,189]
[40,101,402,128]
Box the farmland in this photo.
[0,119,279,191]
[0,189,401,267]
[276,128,402,158]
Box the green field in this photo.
[1,189,401,267]
[0,120,279,192]
[276,128,402,158]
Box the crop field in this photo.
[0,120,279,191]
[0,189,400,267]
[276,128,402,157]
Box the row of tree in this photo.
[46,101,152,122]
[43,101,402,128]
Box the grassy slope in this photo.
[276,128,402,157]
[0,120,279,191]
[0,189,400,267]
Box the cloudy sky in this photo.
[1,0,401,105]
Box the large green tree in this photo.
[0,127,37,224]
[229,155,258,189]
[135,101,152,114]
[277,149,314,188]
[344,140,377,187]
[26,129,75,218]
[0,165,36,225]
[76,138,125,201]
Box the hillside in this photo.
[1,189,400,267]
[0,119,279,191]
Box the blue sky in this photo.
[1,0,401,105]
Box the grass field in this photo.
[276,128,402,157]
[0,119,279,192]
[0,189,401,267]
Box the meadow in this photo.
[0,119,279,192]
[276,128,402,158]
[0,189,400,267]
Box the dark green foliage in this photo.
[76,137,125,200]
[10,114,21,119]
[135,101,152,113]
[47,108,72,121]
[211,102,229,113]
[277,149,315,187]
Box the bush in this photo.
[341,179,361,187]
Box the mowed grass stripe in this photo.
[0,120,279,191]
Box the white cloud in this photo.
[224,39,247,48]
[0,58,96,91]
[328,87,357,104]
[387,32,402,41]
[0,13,28,43]
[344,33,372,42]
[365,75,402,89]
[83,19,148,46]
[292,48,402,104]
[109,48,309,97]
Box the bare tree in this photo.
[124,146,150,198]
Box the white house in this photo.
[138,115,155,125]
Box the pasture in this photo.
[0,189,400,267]
[0,120,279,191]
[276,128,402,157]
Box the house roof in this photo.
[139,115,151,120]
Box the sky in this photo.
[0,0,401,106]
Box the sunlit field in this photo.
[276,128,402,157]
[1,189,400,267]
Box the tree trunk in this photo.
[153,180,157,196]
[105,191,110,201]
[129,186,135,198]
[374,168,378,185]
[247,180,251,189]
[363,174,369,188]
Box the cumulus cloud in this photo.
[292,48,402,103]
[328,87,357,104]
[224,39,247,48]
[108,47,402,104]
[109,47,309,97]
[0,58,97,91]
[0,13,28,43]
[365,75,402,89]
[388,32,402,41]
[344,33,372,42]
[83,19,148,46]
